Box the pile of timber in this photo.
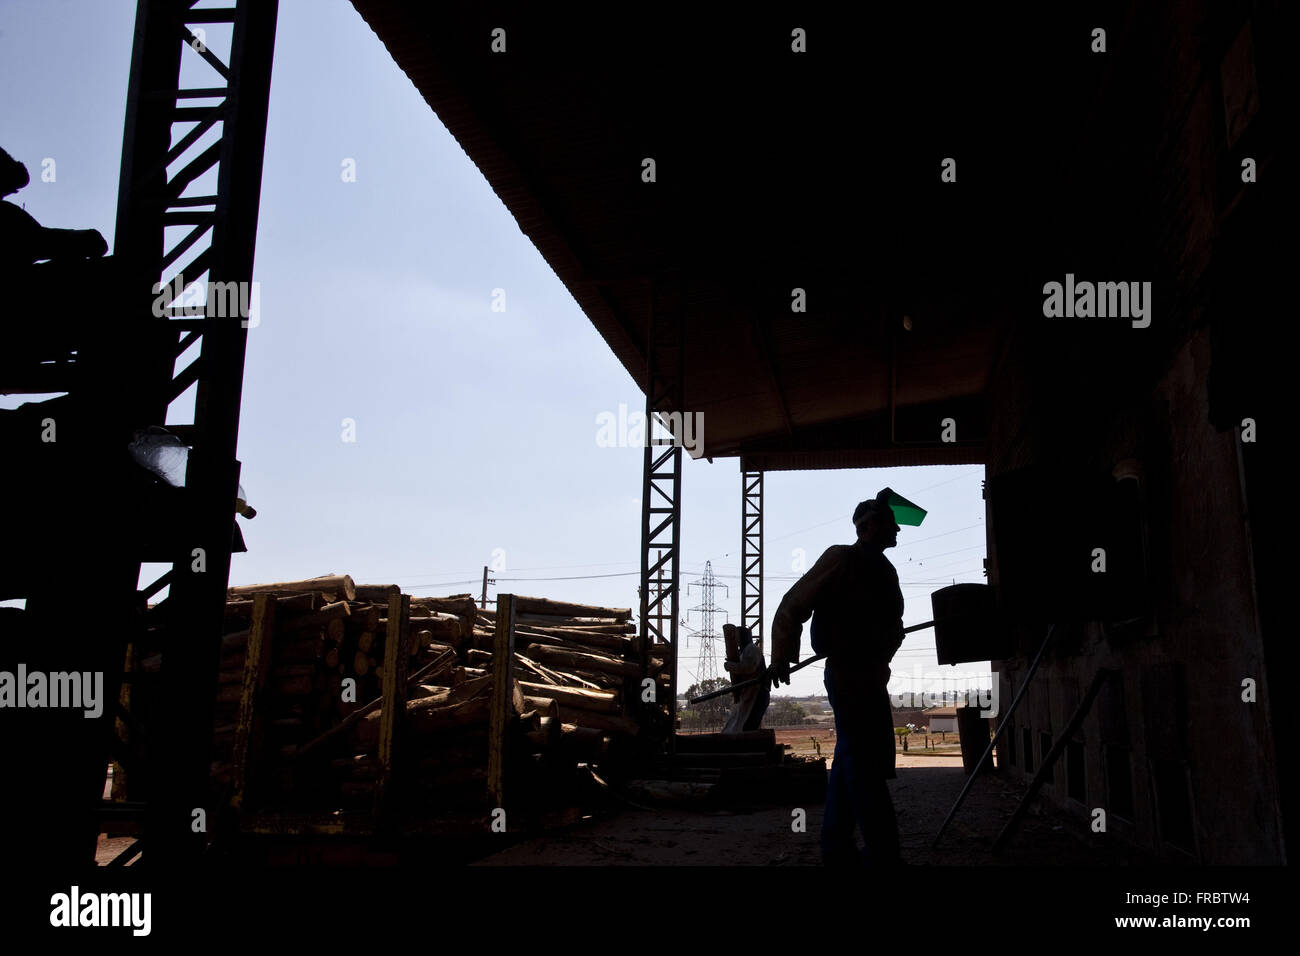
[473,597,671,743]
[186,575,475,795]
[330,595,668,811]
[177,575,665,813]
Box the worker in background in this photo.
[1,146,107,275]
[721,625,769,733]
[1,146,110,370]
[769,488,906,866]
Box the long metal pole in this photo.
[991,666,1112,853]
[688,618,939,704]
[931,623,1056,848]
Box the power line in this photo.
[496,571,641,582]
[405,579,482,590]
[767,469,982,543]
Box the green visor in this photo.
[886,490,927,526]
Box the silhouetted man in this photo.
[2,147,110,368]
[1,147,107,274]
[769,488,905,866]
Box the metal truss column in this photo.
[111,0,280,864]
[639,277,686,738]
[740,468,764,653]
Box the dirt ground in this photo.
[95,741,1158,866]
[473,752,1157,866]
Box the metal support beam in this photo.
[639,277,686,739]
[100,0,280,865]
[740,468,764,653]
[4,0,278,869]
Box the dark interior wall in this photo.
[985,0,1285,863]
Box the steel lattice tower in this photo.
[687,561,728,690]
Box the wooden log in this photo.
[486,613,631,629]
[525,644,641,678]
[408,594,476,612]
[513,653,558,685]
[552,707,640,737]
[514,625,631,652]
[352,652,370,676]
[382,613,462,645]
[291,648,457,761]
[548,622,636,635]
[481,612,632,630]
[351,605,382,631]
[565,668,623,689]
[466,648,493,668]
[415,615,465,644]
[524,695,559,721]
[408,596,478,638]
[351,584,399,604]
[529,663,600,689]
[522,695,575,718]
[358,695,490,749]
[479,628,599,657]
[228,574,356,602]
[291,600,351,623]
[517,680,620,714]
[509,596,630,621]
[225,591,319,620]
[558,723,607,757]
[525,715,561,750]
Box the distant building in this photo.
[891,706,928,730]
[924,706,959,733]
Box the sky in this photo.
[1,0,990,698]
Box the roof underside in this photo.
[351,4,1117,470]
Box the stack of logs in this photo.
[189,574,670,814]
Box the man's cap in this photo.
[852,488,896,529]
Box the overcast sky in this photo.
[1,0,989,698]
